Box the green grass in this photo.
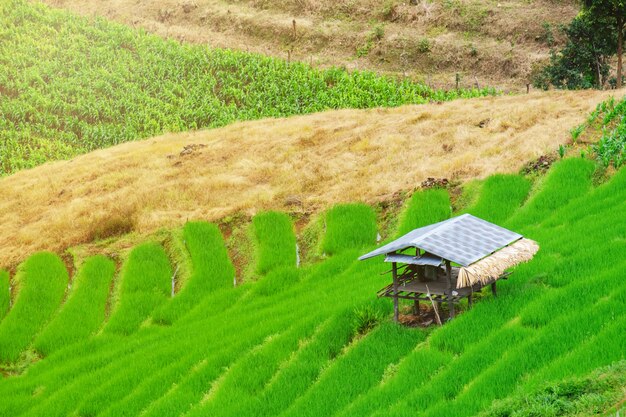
[506,158,596,231]
[396,188,451,237]
[152,222,234,325]
[0,0,495,176]
[32,255,115,356]
[103,242,172,335]
[322,203,378,255]
[254,267,300,297]
[480,360,626,417]
[1,158,626,416]
[251,211,297,275]
[0,270,9,322]
[464,174,531,224]
[0,252,68,364]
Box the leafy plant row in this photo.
[577,96,626,168]
[0,0,495,176]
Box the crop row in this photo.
[152,222,235,325]
[0,159,625,416]
[0,0,495,175]
[0,253,68,363]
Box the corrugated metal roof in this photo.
[384,253,443,266]
[359,214,522,267]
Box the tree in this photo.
[582,0,626,88]
[533,13,615,89]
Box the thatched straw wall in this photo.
[457,238,539,288]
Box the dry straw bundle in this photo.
[457,238,539,288]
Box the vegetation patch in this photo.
[480,360,626,417]
[464,174,531,225]
[0,0,494,176]
[396,188,451,237]
[254,266,300,297]
[0,252,68,364]
[0,160,625,416]
[104,242,172,335]
[153,222,234,325]
[507,158,595,231]
[0,270,9,322]
[251,211,297,275]
[322,203,378,255]
[32,255,115,356]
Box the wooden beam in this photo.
[392,261,399,322]
[446,260,455,319]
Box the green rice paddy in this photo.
[0,158,624,416]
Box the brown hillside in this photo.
[40,0,577,91]
[0,90,619,270]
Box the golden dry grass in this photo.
[0,90,620,269]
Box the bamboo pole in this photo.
[425,284,442,326]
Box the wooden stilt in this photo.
[491,281,497,297]
[413,299,420,315]
[468,293,473,309]
[446,260,455,319]
[392,261,399,322]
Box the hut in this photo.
[358,214,539,322]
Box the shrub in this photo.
[351,298,391,336]
[418,38,431,53]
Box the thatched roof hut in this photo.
[359,214,539,322]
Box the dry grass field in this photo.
[0,90,618,270]
[38,0,577,90]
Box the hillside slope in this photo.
[0,90,619,270]
[0,0,491,176]
[42,0,578,90]
[0,158,624,416]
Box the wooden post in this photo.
[413,299,420,315]
[392,261,399,322]
[292,19,297,39]
[468,293,473,309]
[491,281,497,297]
[446,260,455,319]
[526,83,530,94]
[455,73,460,90]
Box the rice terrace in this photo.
[1,0,626,416]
